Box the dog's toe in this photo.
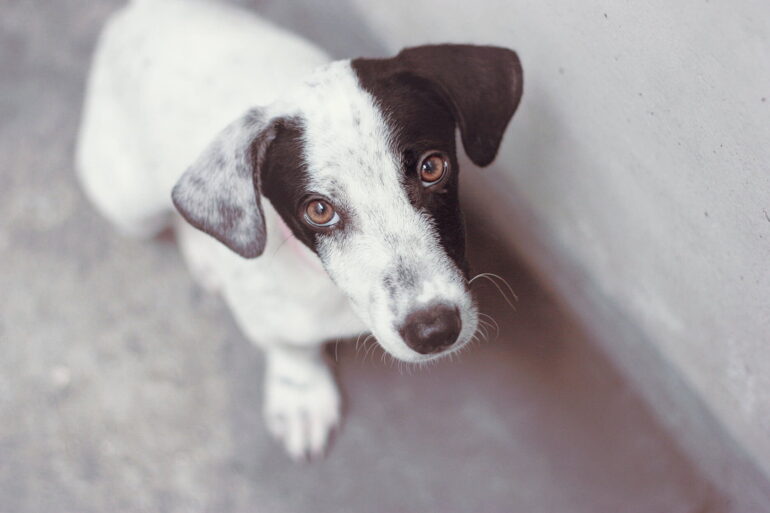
[263,367,341,461]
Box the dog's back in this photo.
[76,0,329,237]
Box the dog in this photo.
[76,0,522,460]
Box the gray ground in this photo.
[1,1,717,512]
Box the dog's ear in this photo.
[172,109,276,258]
[356,44,523,167]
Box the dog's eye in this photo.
[303,199,339,228]
[418,152,449,187]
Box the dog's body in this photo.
[77,0,522,459]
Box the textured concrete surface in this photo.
[1,1,715,512]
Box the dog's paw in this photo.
[263,363,341,461]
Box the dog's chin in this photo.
[376,337,470,364]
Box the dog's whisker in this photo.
[480,319,494,333]
[478,312,500,336]
[470,317,492,345]
[354,331,369,355]
[478,320,497,342]
[479,272,519,303]
[476,320,492,339]
[473,318,489,338]
[470,273,518,312]
[361,335,377,362]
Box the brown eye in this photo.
[419,152,448,186]
[304,199,339,227]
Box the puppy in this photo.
[77,0,522,460]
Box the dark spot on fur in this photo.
[324,178,344,198]
[260,117,320,251]
[211,153,227,170]
[382,263,420,314]
[189,175,206,190]
[383,274,398,297]
[382,231,398,247]
[396,264,418,288]
[382,275,400,314]
[217,202,244,231]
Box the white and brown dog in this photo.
[77,0,522,460]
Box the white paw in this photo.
[263,363,341,461]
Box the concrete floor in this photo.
[0,1,716,512]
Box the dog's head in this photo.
[172,44,523,362]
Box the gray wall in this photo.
[341,0,770,507]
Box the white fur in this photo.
[77,0,478,460]
[269,63,479,362]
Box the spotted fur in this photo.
[76,0,522,460]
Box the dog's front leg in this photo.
[262,344,341,461]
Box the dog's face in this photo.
[261,62,472,362]
[172,45,523,362]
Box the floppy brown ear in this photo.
[355,44,523,167]
[172,109,276,258]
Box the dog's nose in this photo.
[399,304,462,355]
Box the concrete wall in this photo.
[340,0,770,508]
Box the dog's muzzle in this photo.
[398,303,462,355]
